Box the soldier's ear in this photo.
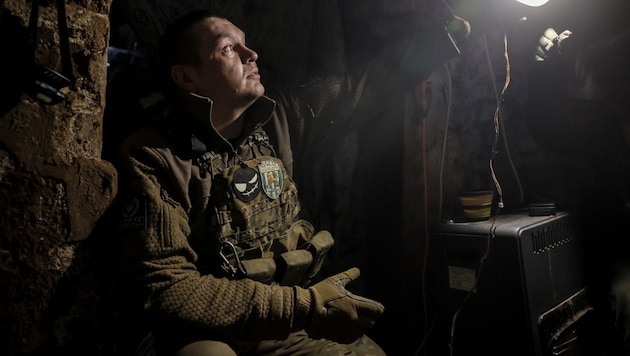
[171,64,197,93]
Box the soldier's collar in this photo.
[180,95,277,155]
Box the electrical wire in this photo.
[430,2,518,354]
[482,33,525,207]
[411,80,431,356]
[448,29,513,356]
[500,108,524,206]
[416,64,453,356]
[421,103,430,356]
[415,313,438,356]
[488,33,511,209]
[448,214,499,355]
[438,63,453,222]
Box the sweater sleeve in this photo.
[113,129,299,341]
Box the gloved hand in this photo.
[293,267,385,344]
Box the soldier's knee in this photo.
[175,340,237,356]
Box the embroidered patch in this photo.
[258,159,283,199]
[118,195,147,230]
[232,166,260,202]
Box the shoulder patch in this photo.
[118,194,147,231]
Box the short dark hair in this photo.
[158,10,222,96]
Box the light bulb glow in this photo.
[516,0,550,7]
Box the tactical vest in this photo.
[192,129,332,287]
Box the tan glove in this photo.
[293,267,385,344]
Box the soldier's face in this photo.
[188,17,264,107]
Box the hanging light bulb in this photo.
[516,0,550,6]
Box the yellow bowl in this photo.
[459,190,493,207]
[462,205,492,220]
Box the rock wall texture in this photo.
[0,0,115,354]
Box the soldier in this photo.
[111,9,465,355]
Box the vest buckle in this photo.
[218,240,247,278]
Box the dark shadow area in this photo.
[102,2,158,163]
[25,200,155,356]
[578,186,630,356]
[0,12,31,117]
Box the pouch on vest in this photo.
[275,250,313,286]
[241,258,276,285]
[299,230,334,287]
[269,219,314,256]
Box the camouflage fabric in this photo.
[234,332,386,356]
[138,328,387,355]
